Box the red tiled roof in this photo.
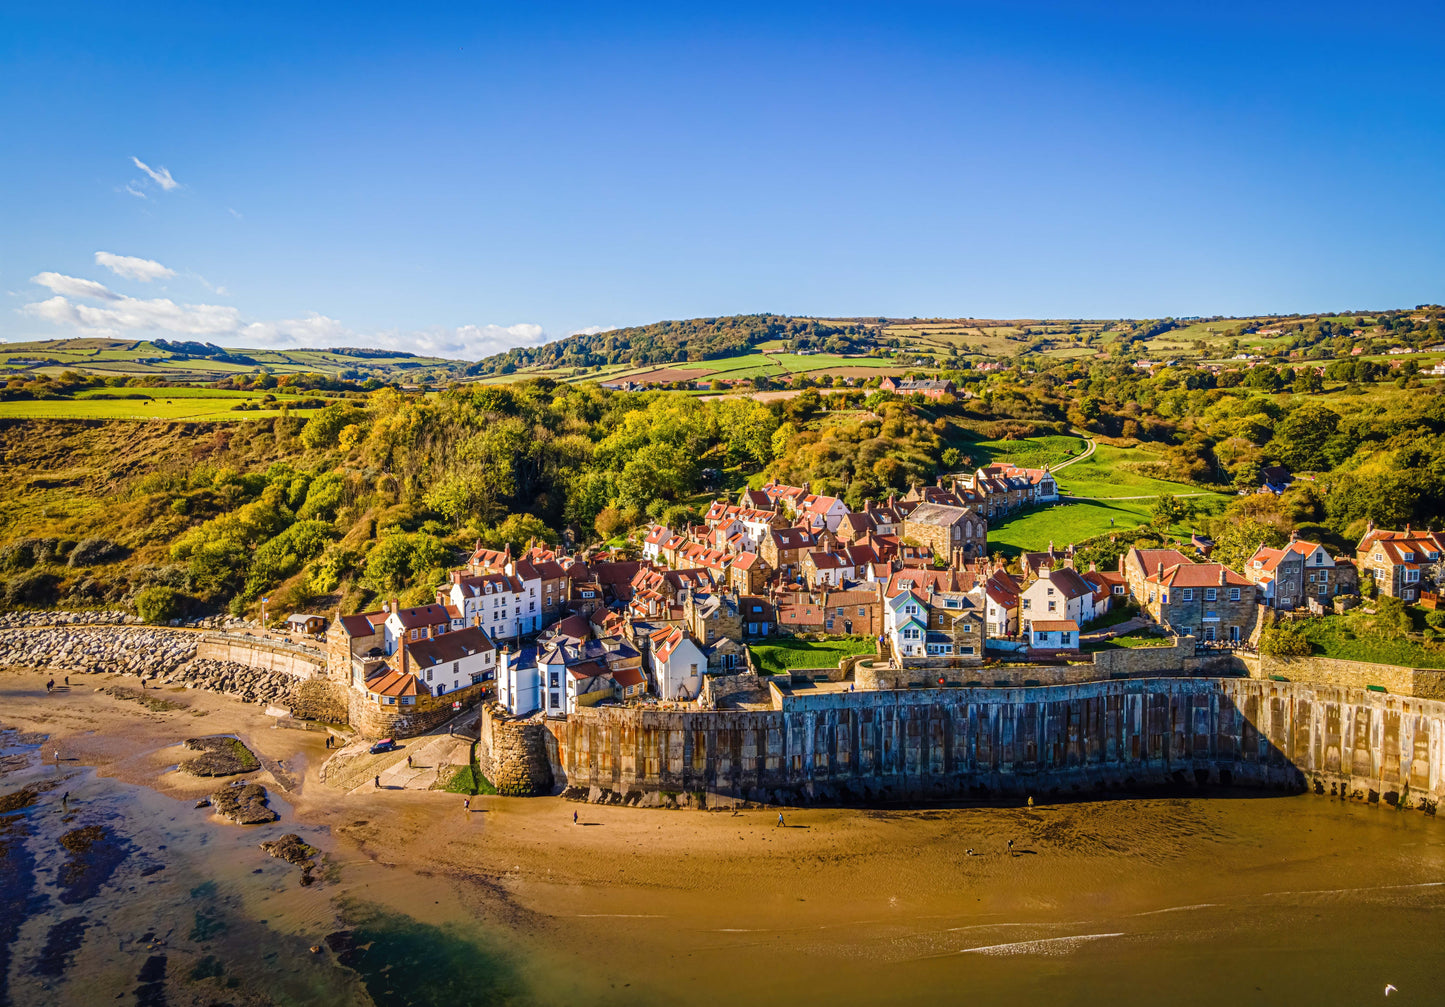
[364,667,427,698]
[391,604,451,629]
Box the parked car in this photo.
[369,738,397,755]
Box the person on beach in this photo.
[407,755,412,769]
[573,810,578,825]
[778,812,785,827]
[46,679,53,694]
[373,775,380,789]
[464,797,470,812]
[1008,839,1014,855]
[64,676,69,687]
[61,792,69,809]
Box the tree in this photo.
[1258,625,1311,657]
[1271,403,1340,471]
[1151,493,1187,531]
[135,585,185,624]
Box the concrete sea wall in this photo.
[501,678,1445,812]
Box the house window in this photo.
[1182,589,1194,602]
[549,691,559,708]
[1023,599,1031,610]
[858,606,866,616]
[1319,584,1328,595]
[689,663,698,676]
[383,696,396,705]
[1206,588,1217,601]
[425,668,433,682]
[1229,588,1241,601]
[452,662,459,675]
[1047,601,1057,612]
[471,672,483,685]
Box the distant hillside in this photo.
[0,338,459,384]
[466,314,881,374]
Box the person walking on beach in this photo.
[373,775,380,789]
[46,679,53,694]
[406,755,412,769]
[64,676,69,687]
[61,792,69,810]
[464,797,470,813]
[1007,839,1014,855]
[777,812,785,827]
[573,810,578,825]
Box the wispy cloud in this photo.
[20,267,543,358]
[227,208,243,220]
[131,156,179,191]
[568,325,614,336]
[95,252,175,283]
[123,182,148,199]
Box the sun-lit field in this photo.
[0,388,341,421]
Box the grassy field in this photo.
[749,636,876,674]
[0,338,456,382]
[1053,443,1211,499]
[0,389,341,421]
[988,501,1154,555]
[966,434,1087,470]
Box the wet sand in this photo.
[4,670,1445,1005]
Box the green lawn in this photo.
[988,501,1154,556]
[967,434,1088,470]
[1053,443,1221,499]
[749,636,876,674]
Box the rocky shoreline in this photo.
[0,624,308,708]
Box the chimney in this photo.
[400,643,409,676]
[1289,528,1298,543]
[1089,561,1097,573]
[1218,566,1227,586]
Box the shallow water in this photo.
[3,730,1444,1006]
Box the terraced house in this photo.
[1356,526,1445,602]
[1245,536,1344,610]
[1141,563,1256,644]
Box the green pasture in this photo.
[1053,443,1203,499]
[964,434,1087,470]
[0,389,338,421]
[988,501,1153,555]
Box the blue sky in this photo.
[2,2,1442,358]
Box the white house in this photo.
[641,525,672,562]
[440,564,544,641]
[1029,619,1079,651]
[383,603,451,655]
[797,493,850,533]
[983,575,1020,638]
[884,589,929,659]
[1018,566,1095,635]
[648,626,706,701]
[497,646,540,716]
[400,626,495,697]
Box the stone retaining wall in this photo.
[496,678,1445,813]
[1244,653,1445,700]
[347,682,487,740]
[195,634,323,679]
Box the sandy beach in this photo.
[5,670,1445,1006]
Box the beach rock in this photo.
[260,833,317,867]
[179,736,260,777]
[209,782,278,825]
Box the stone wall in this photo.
[288,678,351,724]
[1244,653,1445,700]
[347,681,486,740]
[195,634,323,679]
[477,703,555,796]
[505,678,1445,813]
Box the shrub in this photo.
[135,585,185,624]
[69,537,126,567]
[1259,626,1312,658]
[4,571,58,608]
[1426,610,1445,631]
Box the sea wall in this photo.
[1242,653,1445,700]
[477,703,555,796]
[195,634,323,679]
[516,678,1445,812]
[348,681,488,740]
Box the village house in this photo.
[739,595,775,637]
[648,626,706,701]
[683,590,743,647]
[1141,563,1256,643]
[1120,547,1196,608]
[835,500,907,542]
[982,570,1021,638]
[878,376,957,400]
[900,502,988,566]
[728,551,771,595]
[1245,536,1346,610]
[801,549,855,589]
[1018,565,1096,634]
[1356,526,1445,601]
[383,602,451,655]
[1029,619,1079,653]
[796,493,850,533]
[400,625,496,697]
[760,526,818,582]
[817,585,884,637]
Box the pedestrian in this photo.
[573,810,578,825]
[464,797,470,812]
[61,792,69,809]
[373,775,380,789]
[1007,839,1014,855]
[777,812,784,827]
[64,676,69,687]
[46,679,53,694]
[53,749,59,764]
[407,755,412,769]
[1027,795,1034,807]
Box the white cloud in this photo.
[21,265,547,358]
[95,251,175,283]
[30,272,121,301]
[568,325,614,336]
[123,182,147,199]
[131,156,179,191]
[228,208,243,219]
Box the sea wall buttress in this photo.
[487,678,1445,812]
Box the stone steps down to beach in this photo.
[210,782,278,825]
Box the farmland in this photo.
[0,388,343,421]
[0,338,456,383]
